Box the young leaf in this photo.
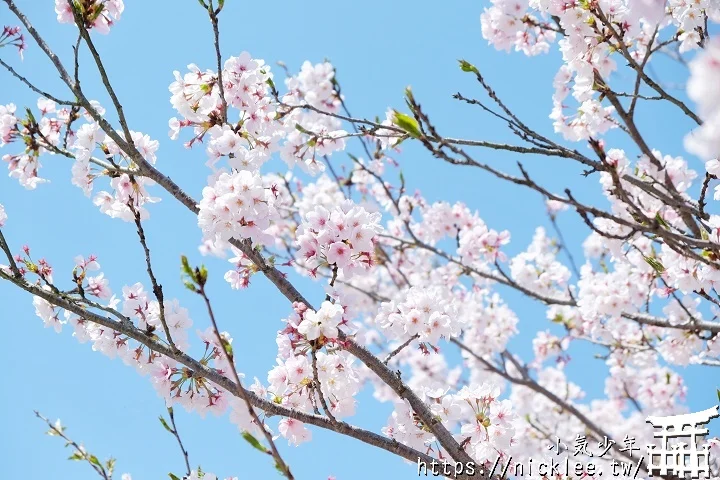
[159,416,173,433]
[391,111,421,139]
[643,256,665,274]
[181,255,194,279]
[458,59,479,74]
[242,431,269,454]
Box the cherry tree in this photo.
[1,0,720,479]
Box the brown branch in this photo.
[196,279,295,480]
[207,0,228,124]
[128,201,175,350]
[35,411,111,480]
[593,5,701,125]
[383,334,419,365]
[165,406,191,476]
[311,347,337,423]
[0,57,80,106]
[0,228,20,277]
[452,339,659,478]
[0,268,441,469]
[69,2,134,145]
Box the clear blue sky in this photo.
[0,1,715,479]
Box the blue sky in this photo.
[0,1,716,479]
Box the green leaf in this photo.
[643,256,665,274]
[654,212,669,229]
[198,265,209,286]
[391,111,421,139]
[159,416,173,433]
[458,59,479,74]
[716,388,719,402]
[404,86,415,104]
[242,432,269,454]
[169,474,182,480]
[68,452,83,461]
[222,338,234,357]
[106,458,116,475]
[25,108,37,125]
[89,5,104,22]
[181,255,194,279]
[295,123,314,135]
[89,455,101,467]
[218,0,225,10]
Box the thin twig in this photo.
[383,334,419,365]
[0,57,79,106]
[128,201,175,350]
[0,228,20,276]
[35,411,110,480]
[198,282,295,480]
[207,0,228,124]
[166,406,191,476]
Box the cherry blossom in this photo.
[2,1,720,478]
[0,26,25,59]
[278,418,312,446]
[198,170,279,247]
[297,300,343,341]
[685,39,720,160]
[55,0,124,34]
[296,200,382,279]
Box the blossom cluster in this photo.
[296,200,382,279]
[686,40,720,161]
[168,53,347,176]
[480,0,557,56]
[408,201,511,269]
[0,25,25,59]
[479,0,720,141]
[55,0,125,34]
[197,170,278,247]
[25,254,240,417]
[72,119,161,221]
[4,1,720,476]
[1,101,52,189]
[383,383,517,463]
[374,286,461,343]
[510,227,572,299]
[232,301,362,445]
[1,96,162,221]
